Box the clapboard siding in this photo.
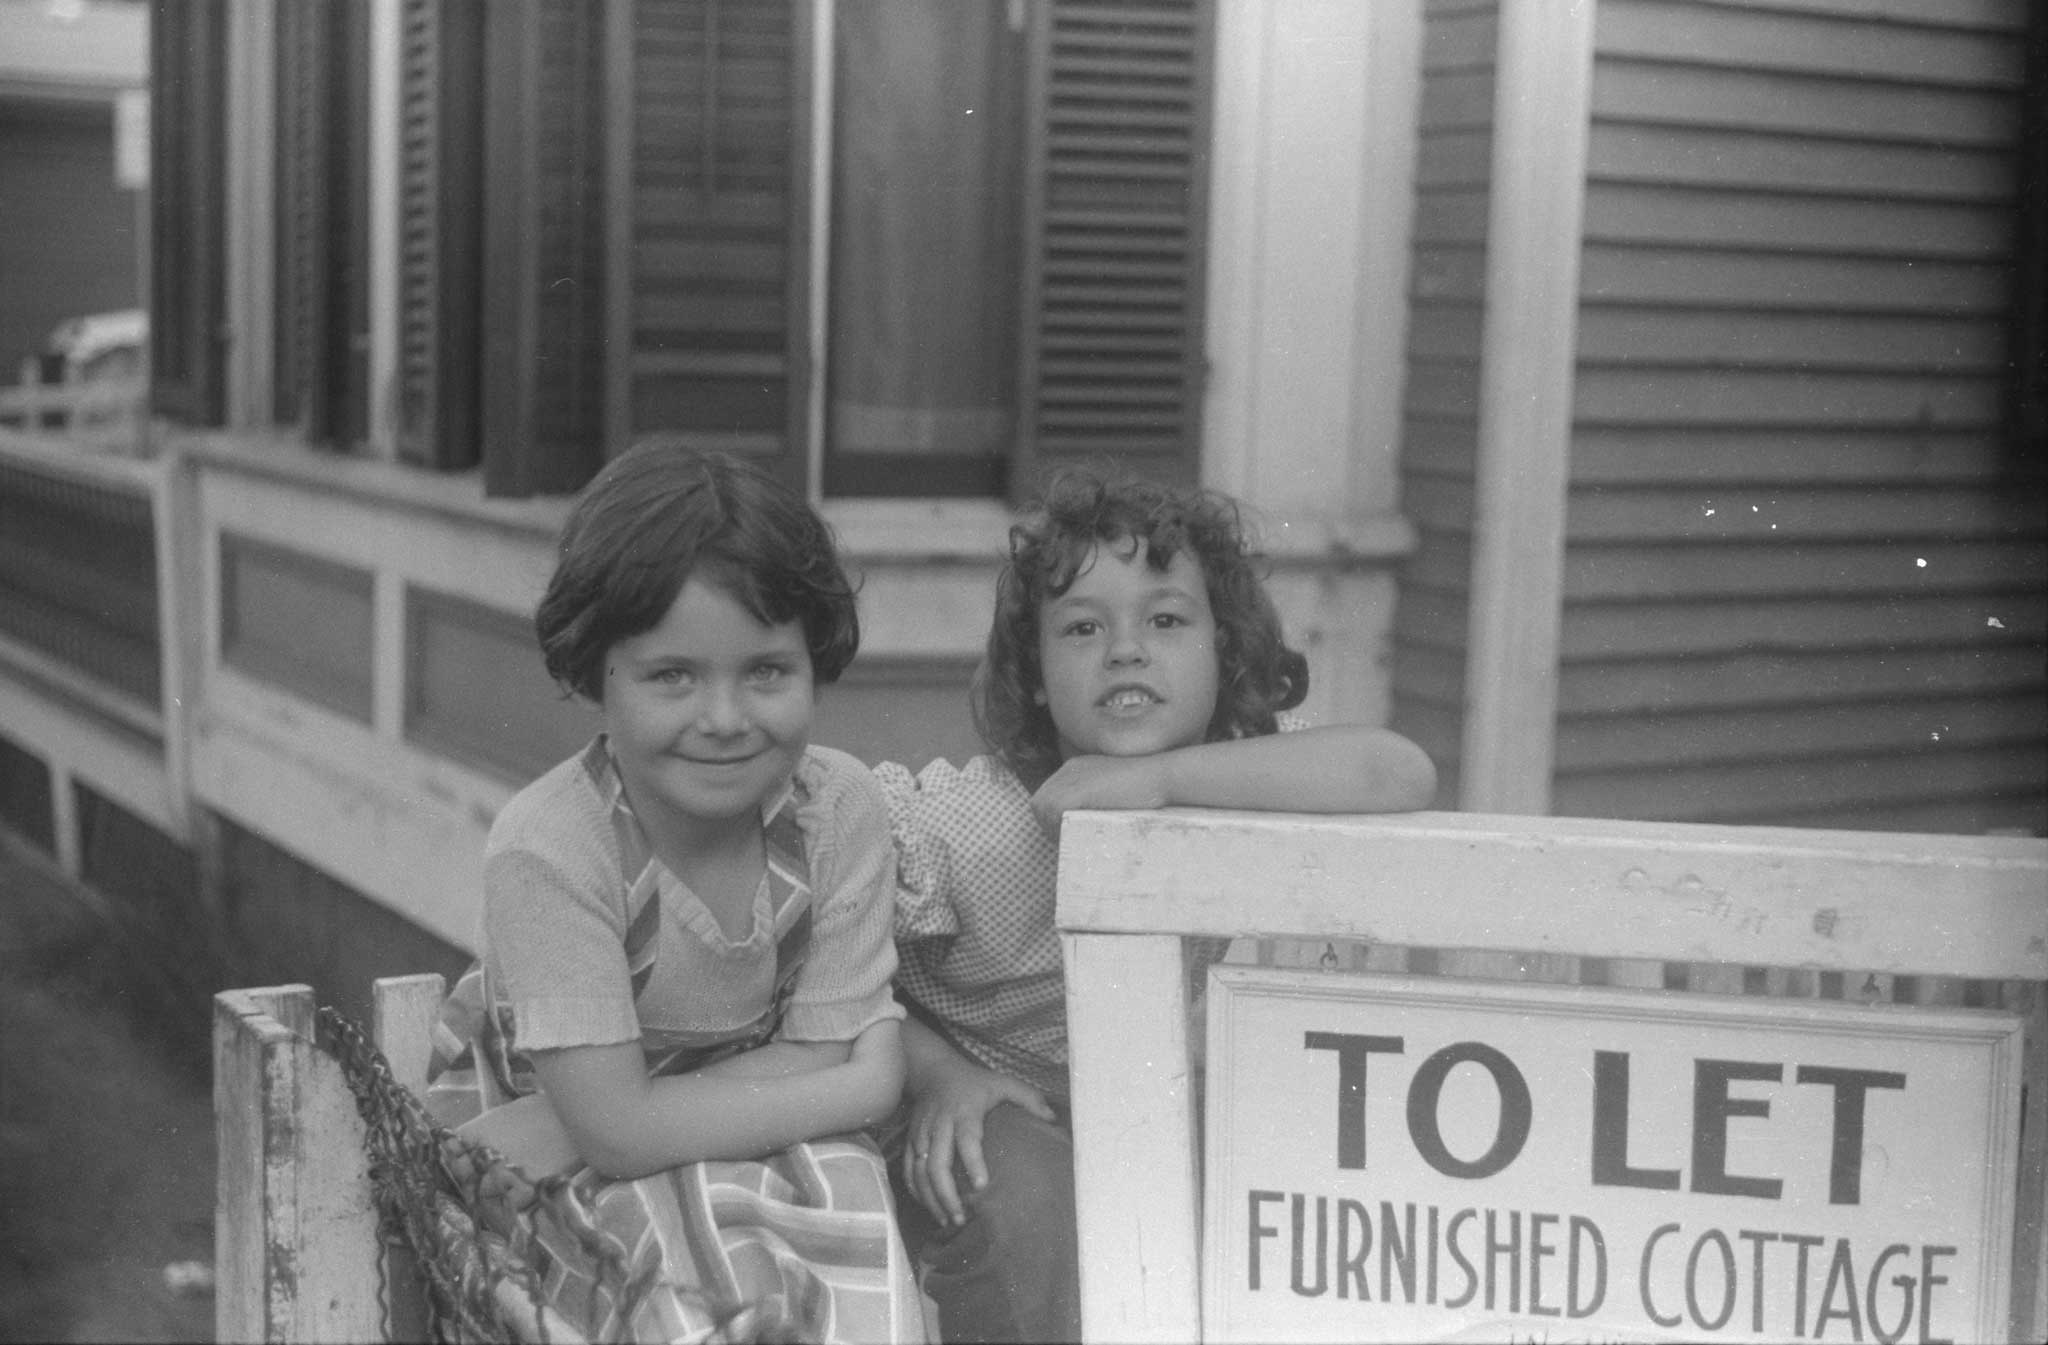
[1563,426,2034,484]
[1588,124,2016,202]
[1393,1,2043,835]
[1554,691,2045,771]
[1580,246,2012,314]
[1551,0,2044,834]
[1590,61,2019,144]
[1584,182,2014,258]
[1554,742,2043,825]
[1596,0,2026,87]
[1389,0,1497,810]
[1408,536,2045,600]
[1556,645,2048,716]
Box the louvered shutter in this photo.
[273,1,372,446]
[395,0,484,469]
[1013,0,1215,494]
[148,0,227,426]
[480,0,608,498]
[272,0,332,435]
[624,0,810,491]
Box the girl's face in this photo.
[1037,538,1219,763]
[601,576,814,847]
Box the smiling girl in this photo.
[876,469,1438,1343]
[432,445,923,1343]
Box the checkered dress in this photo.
[876,715,1304,1101]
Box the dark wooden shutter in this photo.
[481,0,608,498]
[395,0,484,469]
[623,0,810,492]
[274,0,372,446]
[2015,0,2046,463]
[148,0,227,426]
[1013,0,1215,495]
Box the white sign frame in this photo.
[1203,966,2025,1344]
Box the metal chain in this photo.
[315,1005,655,1343]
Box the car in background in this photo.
[44,308,146,383]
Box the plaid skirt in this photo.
[503,1134,926,1345]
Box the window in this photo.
[156,0,1216,502]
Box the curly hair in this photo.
[535,445,859,701]
[973,468,1308,788]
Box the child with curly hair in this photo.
[876,469,1438,1342]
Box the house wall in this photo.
[1552,0,2043,832]
[1389,0,1499,810]
[1392,0,2046,834]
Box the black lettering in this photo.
[1591,1050,1681,1190]
[1304,1032,1403,1169]
[1920,1245,1955,1345]
[1484,1209,1521,1312]
[1685,1229,1737,1333]
[1336,1199,1370,1300]
[1380,1200,1417,1303]
[1796,1065,1906,1205]
[1866,1244,1914,1345]
[1426,1204,1440,1304]
[1408,1042,1532,1179]
[1640,1223,1683,1329]
[1813,1239,1863,1341]
[1786,1232,1826,1337]
[1248,1190,1282,1291]
[1568,1216,1607,1318]
[1692,1059,1785,1199]
[1528,1212,1561,1318]
[1443,1209,1479,1310]
[1738,1229,1780,1333]
[1291,1194,1327,1297]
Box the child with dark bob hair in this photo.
[876,468,1437,1342]
[535,442,860,699]
[428,445,927,1343]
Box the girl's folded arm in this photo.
[1159,724,1437,813]
[693,1038,850,1079]
[533,1018,903,1179]
[1031,724,1438,827]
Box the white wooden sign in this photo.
[1203,967,2024,1344]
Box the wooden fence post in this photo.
[213,985,383,1343]
[1063,932,1202,1342]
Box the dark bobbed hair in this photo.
[973,467,1309,789]
[535,445,859,701]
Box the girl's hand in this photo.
[1028,754,1170,835]
[903,1058,1055,1226]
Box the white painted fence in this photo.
[0,358,145,450]
[1057,808,2048,1343]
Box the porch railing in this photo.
[0,428,164,728]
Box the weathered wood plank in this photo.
[213,984,384,1344]
[1057,811,2048,979]
[1063,933,1201,1343]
